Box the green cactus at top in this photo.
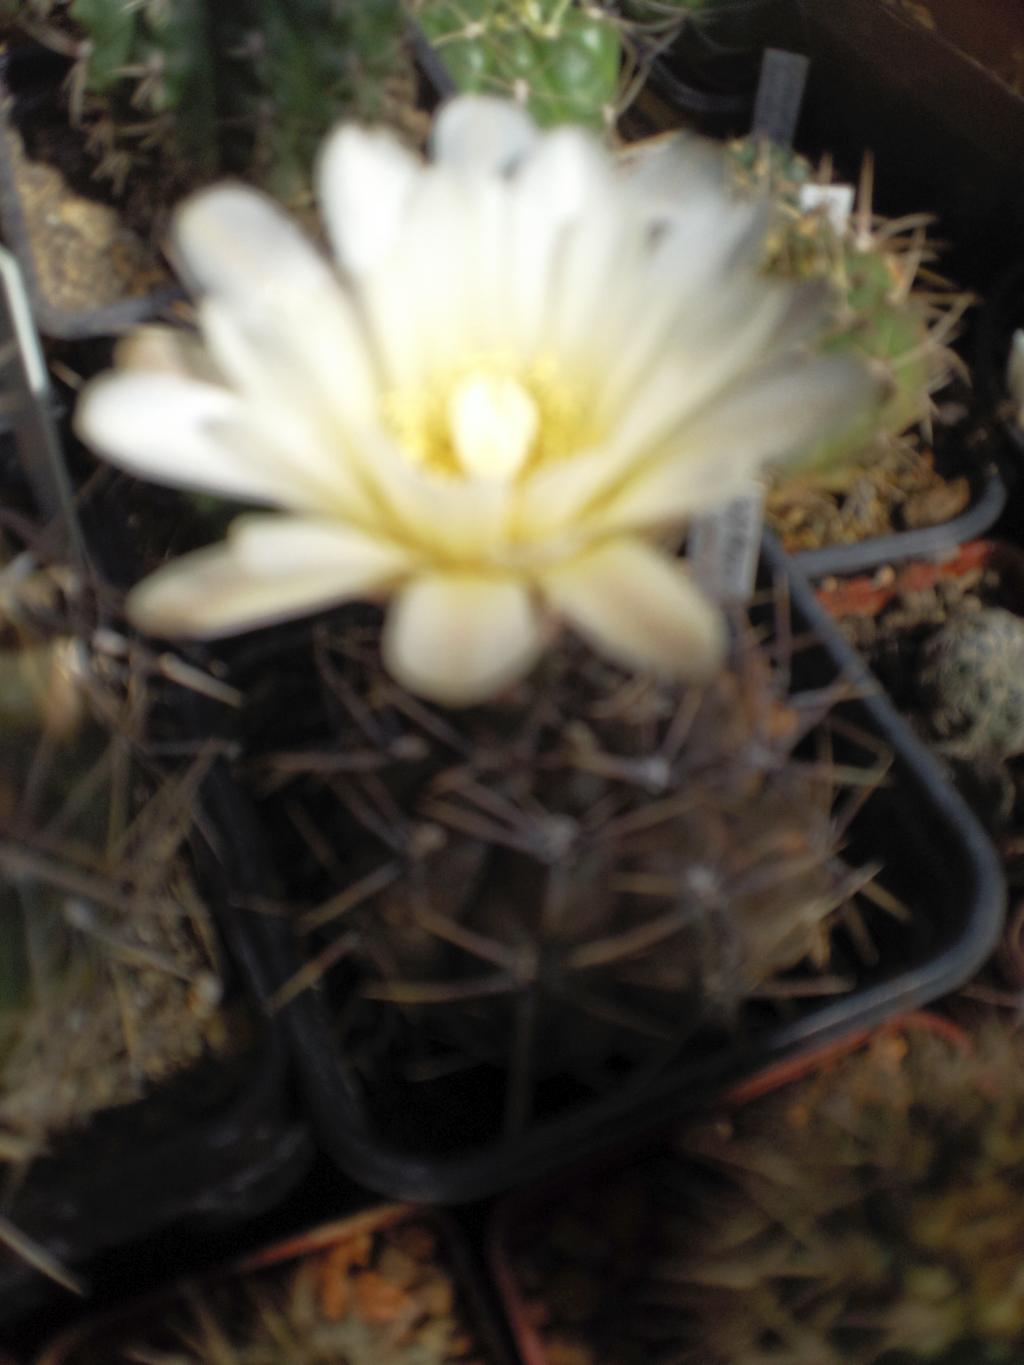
[413,0,622,129]
[228,0,415,200]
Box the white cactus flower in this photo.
[76,96,874,706]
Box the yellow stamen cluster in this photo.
[381,352,598,482]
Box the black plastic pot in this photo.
[0,44,178,341]
[790,458,1008,579]
[0,1028,309,1328]
[0,804,313,1329]
[204,536,1005,1204]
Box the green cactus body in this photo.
[727,142,964,481]
[68,0,138,93]
[12,0,411,202]
[246,616,883,1138]
[141,0,218,176]
[415,0,621,129]
[916,606,1024,763]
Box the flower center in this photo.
[447,372,539,481]
[382,354,598,482]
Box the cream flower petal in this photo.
[647,174,768,292]
[586,441,763,535]
[618,131,729,217]
[358,263,424,394]
[175,184,381,433]
[228,514,413,576]
[382,572,544,706]
[361,169,477,386]
[507,125,615,353]
[521,312,872,543]
[431,95,538,176]
[197,298,380,516]
[540,539,725,680]
[317,124,423,276]
[594,246,791,431]
[365,169,512,384]
[544,210,641,362]
[598,277,800,458]
[202,291,377,422]
[572,141,766,396]
[173,184,336,303]
[595,353,879,535]
[75,372,301,507]
[377,452,511,560]
[127,515,411,638]
[462,176,518,353]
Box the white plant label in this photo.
[688,482,765,606]
[798,183,855,234]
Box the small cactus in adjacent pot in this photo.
[916,605,1024,765]
[728,142,969,481]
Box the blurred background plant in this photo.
[0,533,228,1173]
[49,1210,485,1363]
[4,0,418,203]
[510,1017,1024,1364]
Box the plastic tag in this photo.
[798,183,855,234]
[688,483,765,605]
[751,49,810,148]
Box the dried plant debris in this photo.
[1,117,170,316]
[60,1213,484,1364]
[511,1020,1024,1365]
[236,591,897,1137]
[767,436,972,552]
[0,545,230,1166]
